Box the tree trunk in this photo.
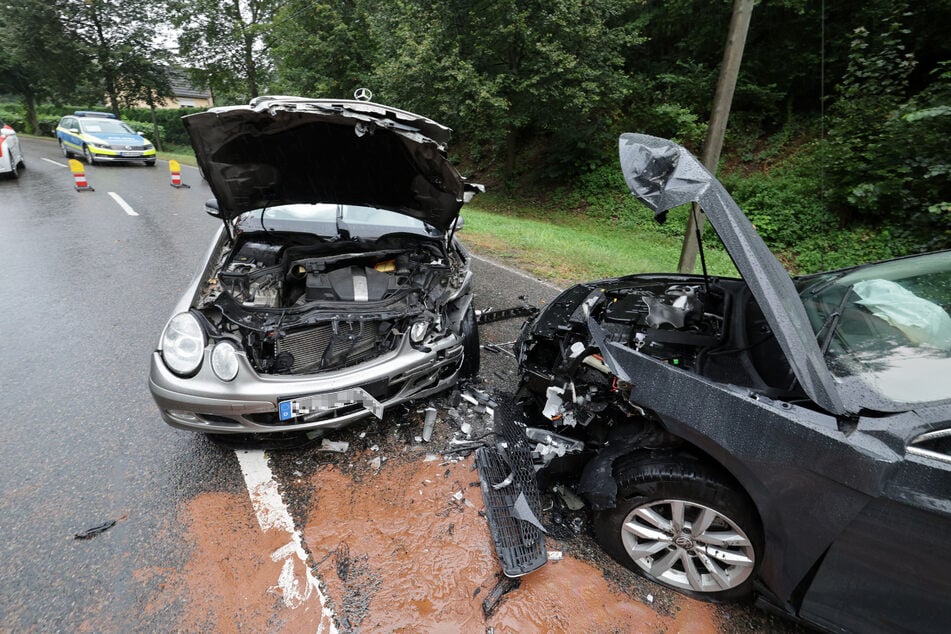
[24,91,40,135]
[505,126,519,190]
[148,95,162,151]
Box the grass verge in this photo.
[460,199,738,288]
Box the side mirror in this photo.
[204,198,222,219]
[452,216,465,232]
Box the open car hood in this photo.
[183,97,468,231]
[619,133,846,416]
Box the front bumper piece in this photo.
[150,333,464,434]
[475,403,548,577]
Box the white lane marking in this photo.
[42,158,68,167]
[236,449,338,632]
[471,253,564,291]
[107,192,139,216]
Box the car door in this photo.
[62,117,82,151]
[798,413,951,633]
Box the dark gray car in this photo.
[477,134,951,633]
[149,96,482,434]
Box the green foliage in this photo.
[0,107,26,131]
[171,0,279,100]
[722,143,831,251]
[824,7,951,252]
[119,107,202,146]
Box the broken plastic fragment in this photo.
[491,472,514,491]
[422,407,437,442]
[547,550,564,561]
[482,576,521,618]
[512,492,547,533]
[542,386,565,420]
[319,439,350,453]
[553,484,586,511]
[74,519,117,539]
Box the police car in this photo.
[55,111,157,166]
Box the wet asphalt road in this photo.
[0,136,561,630]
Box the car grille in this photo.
[275,321,385,373]
[111,144,147,150]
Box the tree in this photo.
[171,0,285,102]
[267,1,642,179]
[56,0,171,116]
[0,0,86,132]
[267,0,376,98]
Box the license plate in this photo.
[120,151,141,157]
[279,388,384,421]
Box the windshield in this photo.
[801,251,951,407]
[80,119,135,135]
[239,203,436,239]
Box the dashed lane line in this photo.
[235,449,338,633]
[107,192,139,216]
[41,158,68,167]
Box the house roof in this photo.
[167,67,211,100]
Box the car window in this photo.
[80,119,135,134]
[243,203,432,239]
[803,251,951,406]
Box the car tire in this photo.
[60,141,70,158]
[83,146,96,165]
[10,158,19,178]
[145,160,156,167]
[459,304,480,378]
[593,458,762,602]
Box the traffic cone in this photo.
[169,160,190,189]
[69,159,94,191]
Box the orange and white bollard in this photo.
[169,160,190,189]
[68,159,94,191]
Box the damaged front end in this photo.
[196,224,470,378]
[477,274,745,577]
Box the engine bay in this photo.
[194,230,468,375]
[208,233,458,311]
[517,276,797,435]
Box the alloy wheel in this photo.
[620,498,755,593]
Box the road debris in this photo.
[422,407,437,442]
[334,542,351,582]
[476,303,538,325]
[74,519,117,539]
[319,439,350,453]
[482,576,521,618]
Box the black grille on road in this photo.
[476,402,548,577]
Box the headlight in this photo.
[161,312,206,375]
[91,142,111,149]
[409,320,429,343]
[211,341,239,381]
[144,143,154,150]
